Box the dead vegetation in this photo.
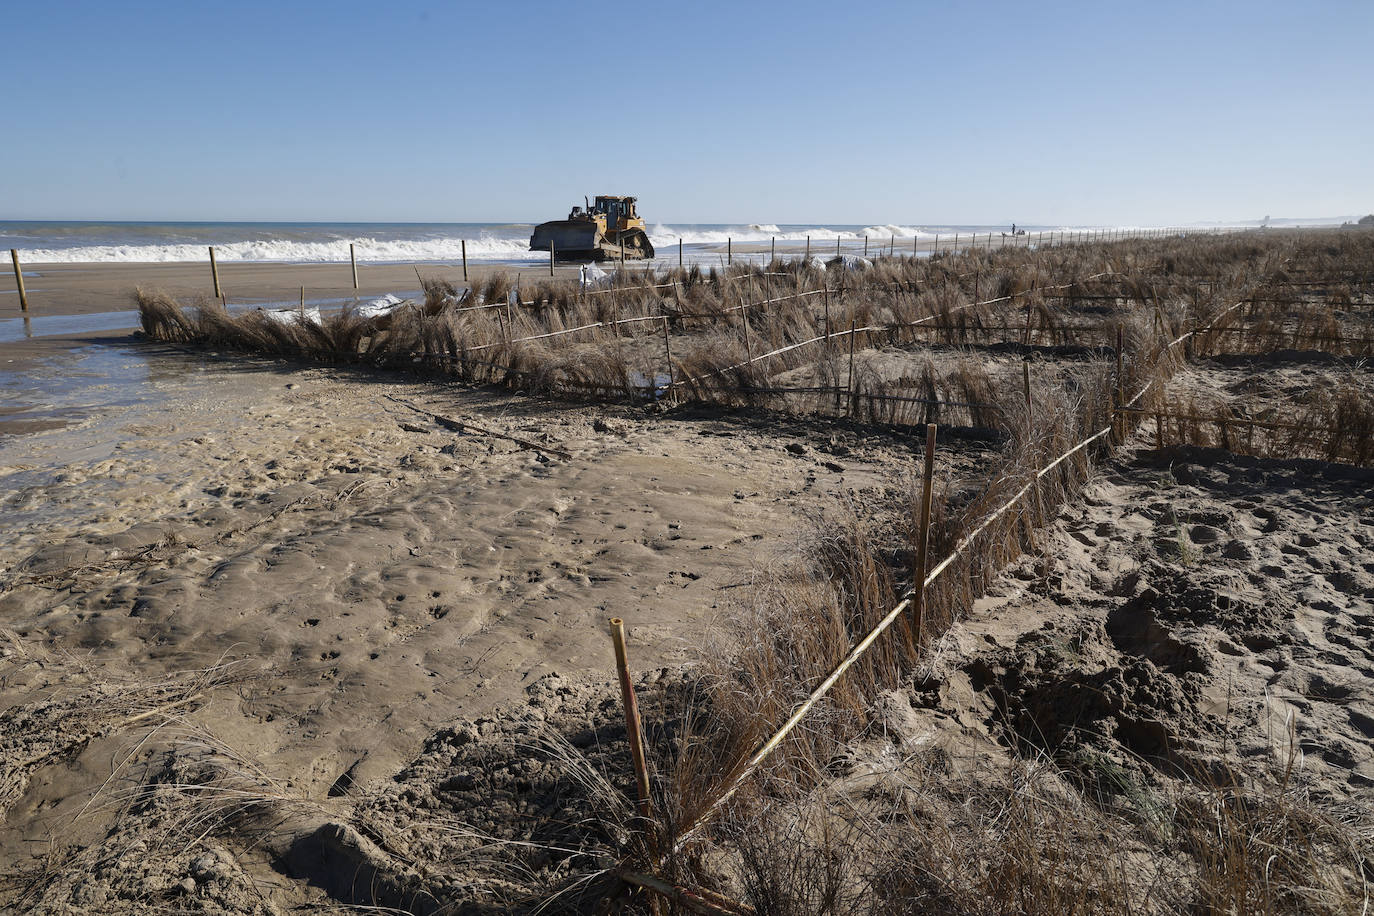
[57,227,1374,912]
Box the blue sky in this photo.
[2,0,1370,224]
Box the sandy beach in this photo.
[0,295,938,885]
[2,231,1371,913]
[5,0,1369,903]
[2,232,985,320]
[1,259,571,319]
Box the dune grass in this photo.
[124,229,1374,912]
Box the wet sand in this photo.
[0,260,568,319]
[1,236,967,321]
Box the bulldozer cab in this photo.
[594,195,638,230]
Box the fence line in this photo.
[1118,405,1312,434]
[667,272,1118,391]
[671,295,1250,848]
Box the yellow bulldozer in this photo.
[529,195,655,261]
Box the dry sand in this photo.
[15,432,1365,912]
[0,331,936,889]
[944,444,1374,792]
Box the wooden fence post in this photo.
[208,247,222,300]
[727,237,732,266]
[10,249,29,312]
[824,286,831,354]
[1115,326,1126,441]
[549,240,555,276]
[846,319,857,418]
[609,618,653,822]
[1023,360,1032,419]
[741,299,754,366]
[662,314,674,402]
[462,239,469,282]
[806,236,811,260]
[1022,290,1033,346]
[912,423,937,647]
[890,233,895,257]
[350,243,359,290]
[678,237,683,271]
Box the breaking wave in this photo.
[14,236,546,264]
[649,224,935,247]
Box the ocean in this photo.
[1,220,1123,265]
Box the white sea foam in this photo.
[15,236,546,264]
[860,224,929,239]
[649,224,935,247]
[12,221,1205,265]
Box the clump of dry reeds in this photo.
[677,731,1370,916]
[602,231,1374,912]
[142,229,1323,420]
[123,231,1374,911]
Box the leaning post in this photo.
[349,243,359,290]
[741,300,754,366]
[208,246,222,300]
[609,618,653,822]
[10,249,29,312]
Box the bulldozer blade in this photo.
[530,220,603,260]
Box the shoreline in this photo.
[1,232,1038,321]
[0,259,561,320]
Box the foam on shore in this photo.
[13,236,546,264]
[650,224,935,246]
